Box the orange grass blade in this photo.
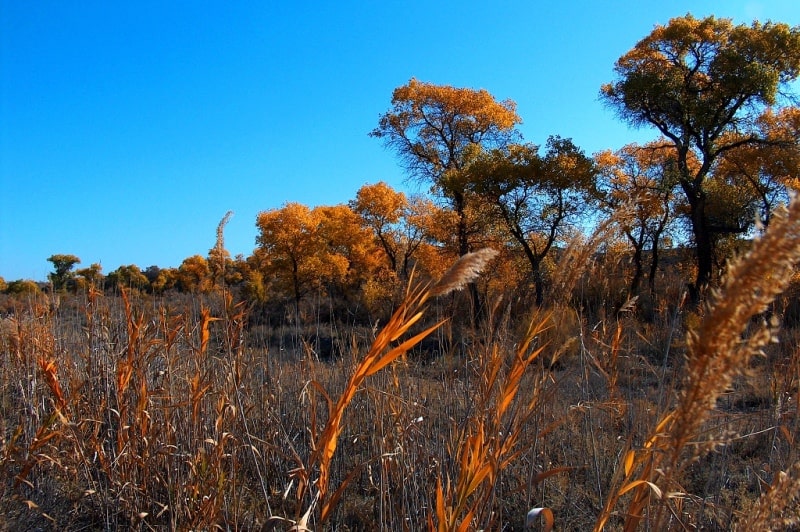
[365,321,445,377]
[619,479,663,498]
[435,477,447,532]
[457,509,475,532]
[624,450,636,477]
[387,311,425,342]
[37,357,67,413]
[309,380,334,419]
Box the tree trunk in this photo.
[649,229,664,295]
[687,192,714,302]
[454,191,483,326]
[533,264,545,307]
[630,245,644,297]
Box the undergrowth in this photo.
[3,202,800,530]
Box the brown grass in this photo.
[2,203,800,531]
[596,198,800,531]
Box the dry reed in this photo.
[4,200,800,530]
[596,196,800,531]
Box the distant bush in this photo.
[4,279,40,295]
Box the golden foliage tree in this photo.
[315,203,381,301]
[371,79,520,321]
[177,255,212,293]
[75,263,103,291]
[714,106,800,227]
[371,78,520,257]
[150,267,178,293]
[255,202,378,312]
[107,264,150,292]
[351,181,432,281]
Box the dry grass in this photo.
[596,198,800,531]
[2,202,800,531]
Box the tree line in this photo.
[4,14,800,323]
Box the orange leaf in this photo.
[624,450,636,477]
[618,479,662,498]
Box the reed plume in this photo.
[598,196,800,531]
[429,248,499,298]
[736,461,800,530]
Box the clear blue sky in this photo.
[2,1,799,282]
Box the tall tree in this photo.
[465,137,597,305]
[371,78,520,320]
[601,14,800,298]
[47,254,81,291]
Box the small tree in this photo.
[350,182,431,281]
[596,142,680,296]
[75,263,104,290]
[107,265,150,292]
[151,267,179,293]
[6,279,40,295]
[177,255,212,293]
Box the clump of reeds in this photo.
[430,310,562,531]
[596,196,800,531]
[272,249,500,529]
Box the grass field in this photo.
[3,205,800,531]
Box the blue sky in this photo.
[2,1,799,282]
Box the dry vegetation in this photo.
[3,205,800,531]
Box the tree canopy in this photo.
[47,254,81,291]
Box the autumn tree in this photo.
[464,137,597,305]
[177,255,212,293]
[241,256,268,304]
[596,142,680,295]
[107,264,150,291]
[371,78,520,320]
[256,203,349,310]
[75,263,104,290]
[713,107,800,228]
[601,14,800,297]
[350,181,431,280]
[6,279,40,295]
[314,203,380,305]
[47,254,81,291]
[151,267,179,293]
